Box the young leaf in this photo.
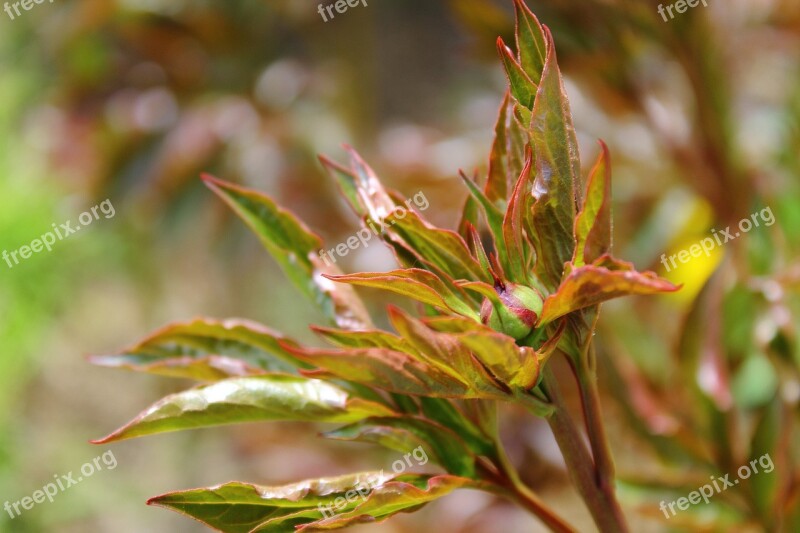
[149,472,393,533]
[513,0,547,79]
[386,210,490,284]
[324,416,478,477]
[300,475,475,531]
[89,318,304,380]
[325,269,479,320]
[497,37,537,110]
[202,175,372,330]
[148,474,474,533]
[538,256,680,324]
[284,340,508,401]
[573,141,612,266]
[528,26,582,290]
[92,375,394,443]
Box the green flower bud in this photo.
[480,282,544,340]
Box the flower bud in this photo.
[480,282,544,340]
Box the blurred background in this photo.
[0,0,798,531]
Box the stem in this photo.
[572,345,618,506]
[540,366,629,533]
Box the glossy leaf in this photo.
[202,175,371,330]
[386,210,489,284]
[148,474,473,533]
[325,269,479,320]
[513,0,547,80]
[325,416,477,477]
[528,26,581,290]
[299,475,474,531]
[497,38,536,110]
[89,318,304,380]
[92,375,394,443]
[573,141,612,266]
[538,256,680,324]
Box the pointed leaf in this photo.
[574,141,612,266]
[325,269,479,320]
[202,175,371,330]
[486,90,512,202]
[386,210,489,284]
[497,37,537,110]
[538,256,681,324]
[297,475,474,531]
[92,375,393,443]
[325,417,477,477]
[528,26,581,290]
[89,318,304,380]
[148,474,474,533]
[513,0,547,79]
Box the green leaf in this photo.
[528,26,581,290]
[148,474,473,533]
[92,375,393,443]
[513,0,547,79]
[325,269,479,320]
[460,172,510,275]
[325,417,477,477]
[387,308,512,397]
[202,174,372,330]
[312,326,412,353]
[386,210,489,284]
[496,37,537,110]
[485,90,513,202]
[89,318,304,380]
[502,148,536,284]
[538,256,680,324]
[284,333,507,401]
[573,141,612,266]
[297,475,474,531]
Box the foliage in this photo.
[92,2,683,531]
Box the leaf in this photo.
[528,26,581,290]
[538,256,681,324]
[513,0,547,79]
[574,141,612,266]
[418,398,494,456]
[311,326,412,353]
[202,175,371,330]
[387,308,511,397]
[298,475,475,531]
[324,417,477,477]
[386,210,489,284]
[502,148,536,284]
[496,38,537,110]
[325,269,479,320]
[284,335,507,401]
[486,90,513,203]
[92,375,393,443]
[460,172,510,275]
[148,474,473,533]
[89,318,304,380]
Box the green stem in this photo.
[540,366,629,533]
[572,345,619,507]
